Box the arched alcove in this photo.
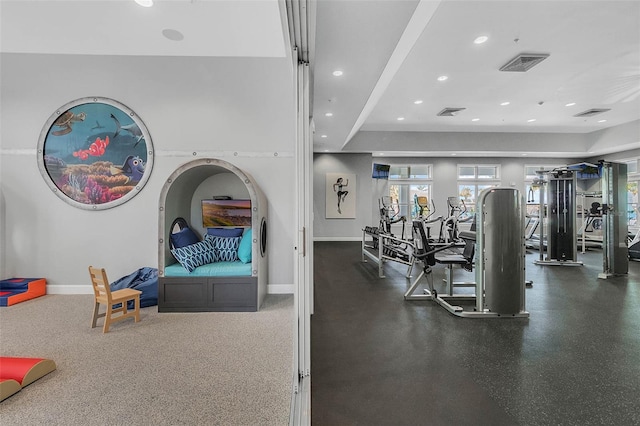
[158,158,268,311]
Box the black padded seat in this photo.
[435,254,468,264]
[459,230,476,241]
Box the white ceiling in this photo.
[312,0,640,155]
[0,0,286,58]
[2,0,639,158]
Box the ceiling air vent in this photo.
[574,108,611,118]
[437,107,466,117]
[499,53,550,72]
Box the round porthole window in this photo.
[37,97,153,210]
[260,217,267,257]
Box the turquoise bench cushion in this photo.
[164,261,252,277]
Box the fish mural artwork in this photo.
[73,135,110,160]
[37,98,153,210]
[51,111,86,136]
[110,155,145,183]
[111,113,145,147]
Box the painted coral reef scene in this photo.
[41,101,151,208]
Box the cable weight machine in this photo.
[534,169,583,266]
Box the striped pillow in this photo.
[171,238,217,273]
[205,235,241,262]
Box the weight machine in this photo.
[405,188,529,318]
[534,169,583,266]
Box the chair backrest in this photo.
[462,238,475,262]
[88,266,112,303]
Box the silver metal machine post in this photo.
[599,161,629,279]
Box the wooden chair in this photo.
[89,266,141,333]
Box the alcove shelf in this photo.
[158,158,268,312]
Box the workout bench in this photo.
[434,236,476,296]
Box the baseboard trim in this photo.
[314,236,361,242]
[47,284,294,295]
[268,284,294,294]
[47,285,93,295]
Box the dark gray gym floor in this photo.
[311,241,640,426]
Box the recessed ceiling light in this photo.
[437,75,448,82]
[325,112,333,117]
[162,29,184,41]
[527,119,537,122]
[414,100,423,104]
[135,0,153,7]
[471,118,480,122]
[565,102,576,107]
[500,101,510,106]
[332,70,343,77]
[598,119,607,123]
[321,135,327,138]
[397,117,405,121]
[474,36,488,44]
[522,153,527,156]
[324,150,330,152]
[451,153,457,156]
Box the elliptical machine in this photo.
[379,196,407,240]
[439,197,471,244]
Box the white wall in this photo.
[347,122,640,157]
[313,153,376,240]
[588,148,640,164]
[313,153,580,239]
[0,186,5,277]
[0,53,296,293]
[585,121,640,154]
[346,131,588,156]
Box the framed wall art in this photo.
[326,173,356,219]
[37,97,153,210]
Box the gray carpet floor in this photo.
[0,294,293,425]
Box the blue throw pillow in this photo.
[171,239,217,273]
[207,227,244,238]
[170,227,200,249]
[205,235,241,262]
[238,228,252,264]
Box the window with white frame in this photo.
[624,159,639,229]
[457,164,500,217]
[388,164,433,220]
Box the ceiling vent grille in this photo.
[437,107,466,117]
[499,53,550,72]
[574,108,611,118]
